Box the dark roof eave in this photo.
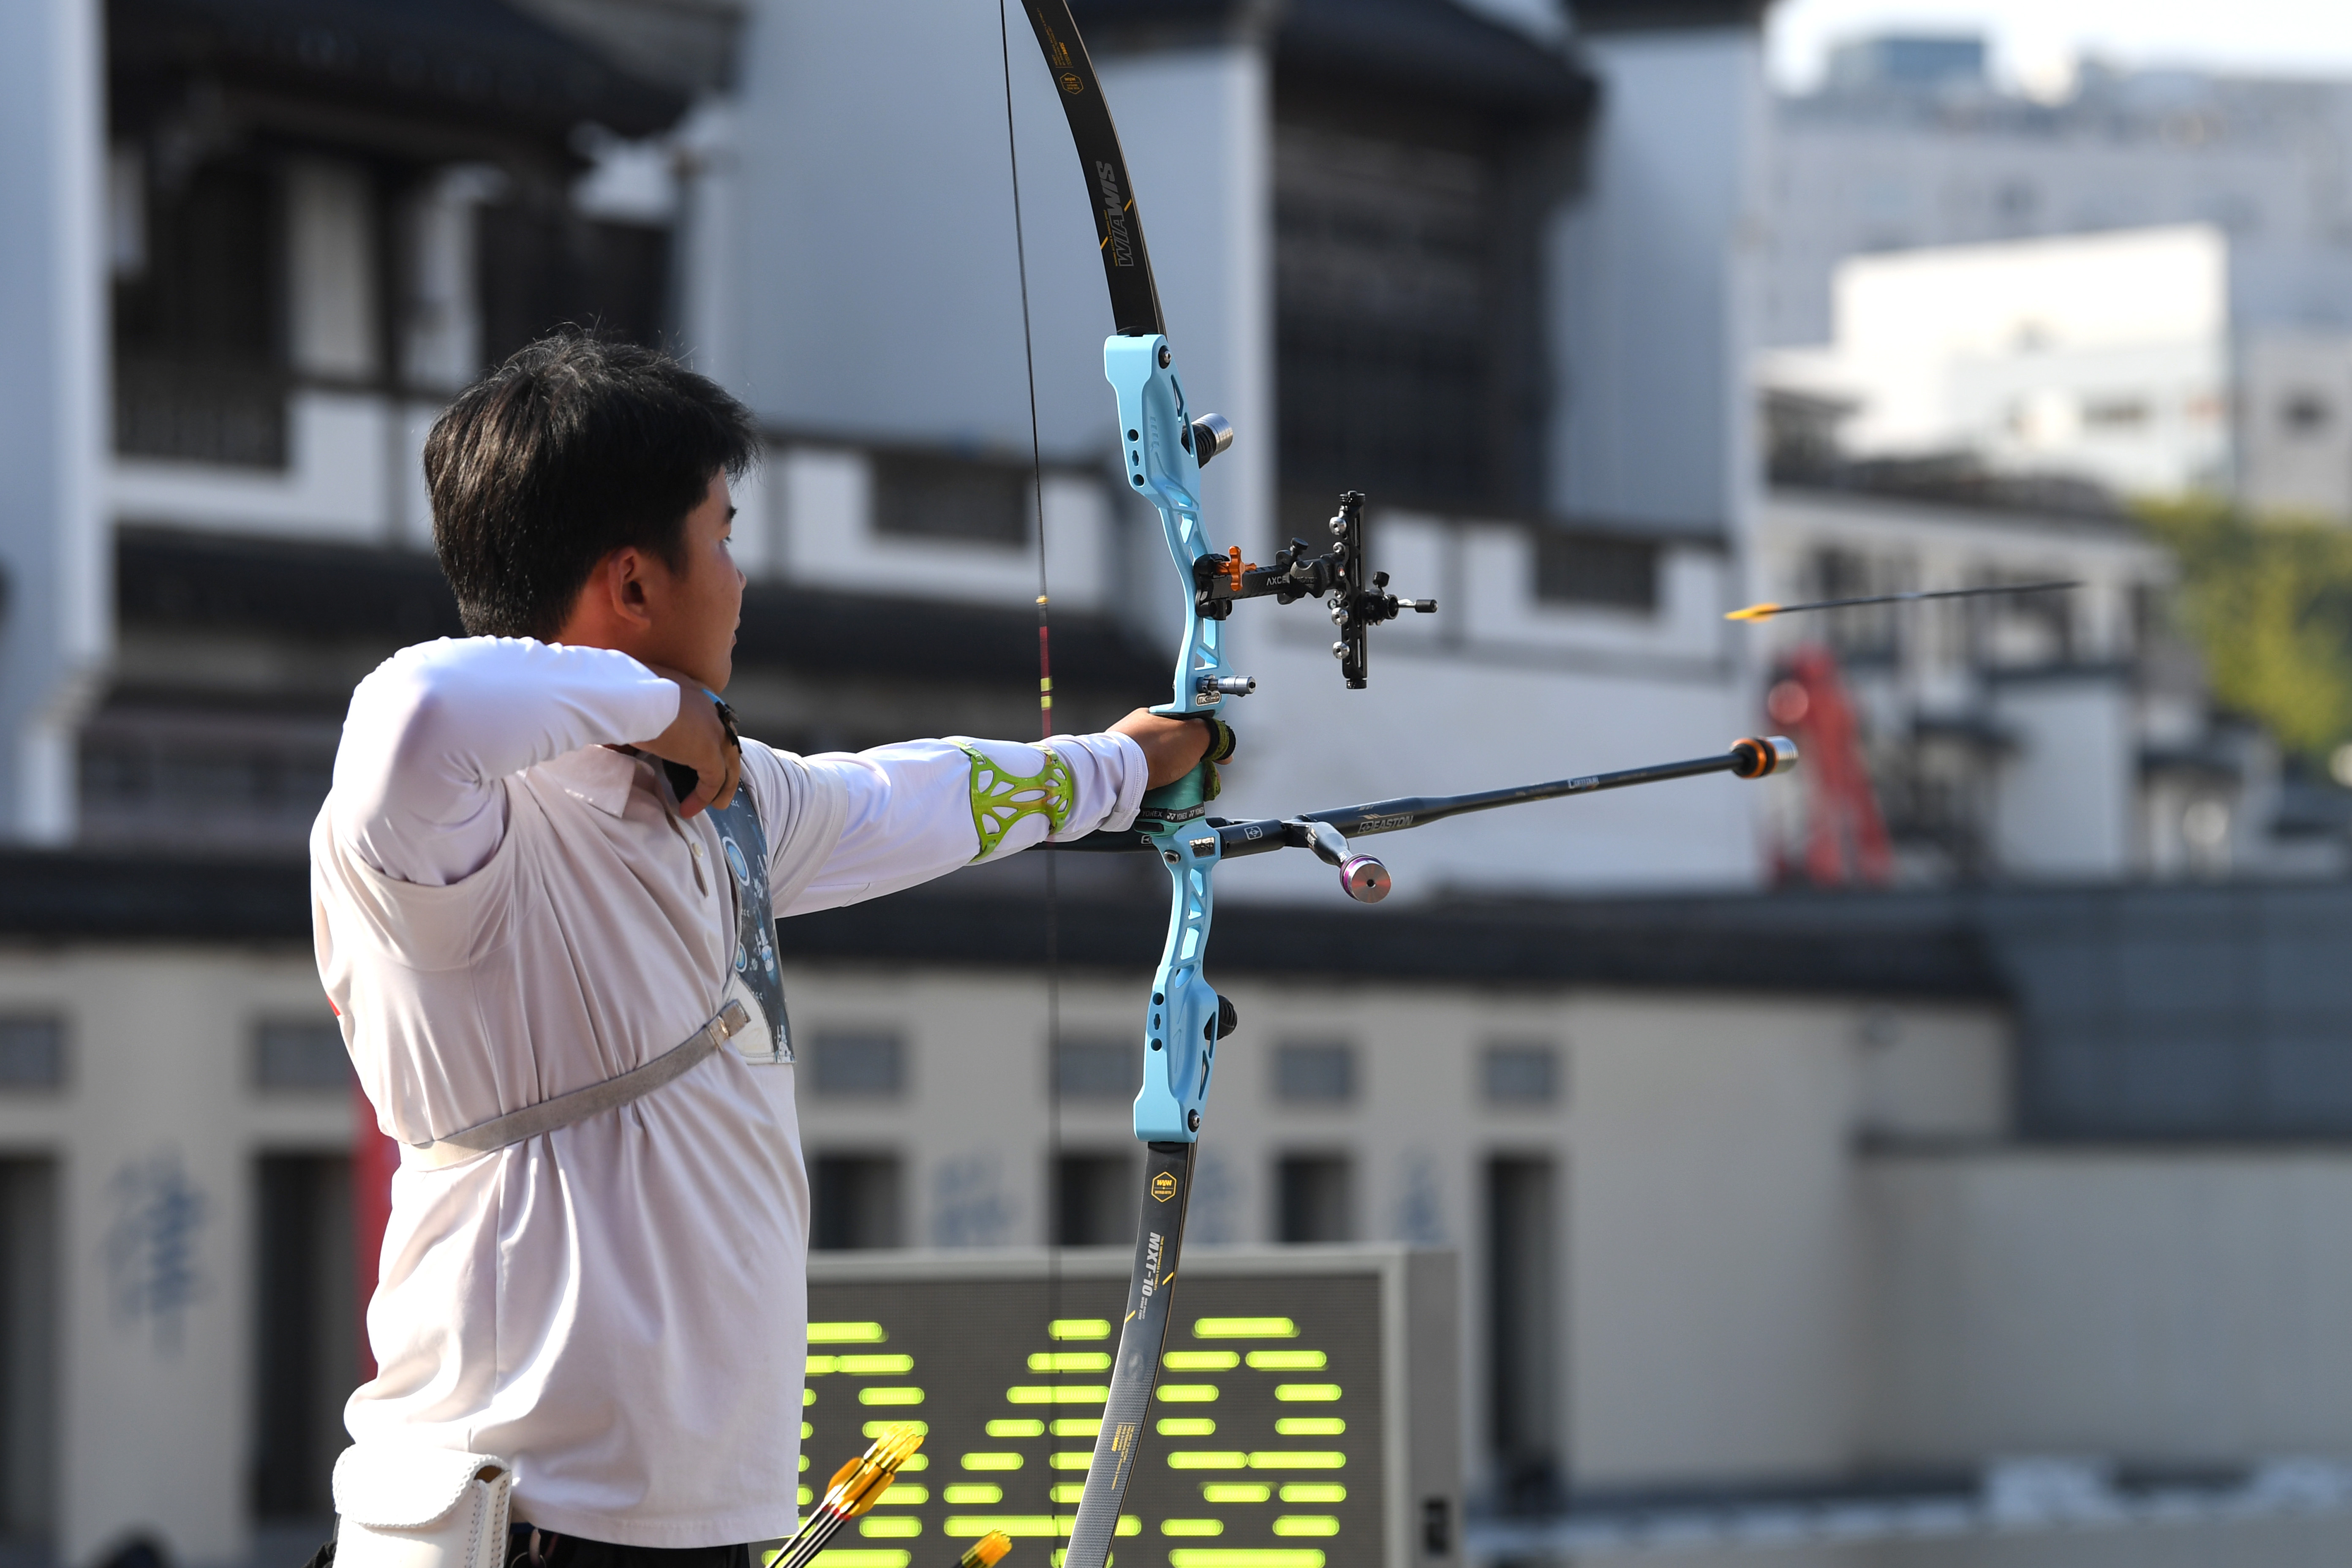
[1276,0,1593,123]
[109,0,691,149]
[1071,0,1593,125]
[0,854,2006,1001]
[114,525,1164,695]
[1571,0,1773,34]
[786,888,2003,997]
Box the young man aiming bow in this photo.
[310,335,1211,1568]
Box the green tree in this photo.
[2138,499,2352,760]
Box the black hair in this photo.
[424,332,758,640]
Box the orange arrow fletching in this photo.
[811,1426,926,1521]
[838,1426,925,1517]
[1724,602,1780,621]
[959,1532,1013,1568]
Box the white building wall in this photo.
[1864,1150,2352,1462]
[1989,674,2134,878]
[0,0,109,844]
[2239,330,2352,522]
[1554,25,1765,542]
[110,395,401,544]
[1767,226,2233,497]
[727,0,1147,461]
[15,0,1791,892]
[0,948,347,1566]
[1565,995,1868,1486]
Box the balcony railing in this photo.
[114,357,288,468]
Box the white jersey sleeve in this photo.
[772,732,1148,915]
[328,637,683,887]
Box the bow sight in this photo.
[1189,489,1438,690]
[1101,324,1429,720]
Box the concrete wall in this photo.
[780,960,2010,1500]
[1865,1149,2352,1463]
[0,946,345,1567]
[1566,996,1867,1486]
[19,923,2352,1564]
[1514,1515,2352,1567]
[0,929,2014,1560]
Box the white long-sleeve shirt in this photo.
[310,637,1145,1547]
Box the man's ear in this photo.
[551,546,659,648]
[605,546,657,629]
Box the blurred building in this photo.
[3,5,2350,1568]
[0,0,1791,899]
[1765,42,2352,352]
[1766,39,2352,525]
[1762,227,2232,498]
[1745,458,2335,885]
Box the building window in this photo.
[253,1154,357,1518]
[1056,1038,1138,1100]
[255,1021,349,1091]
[1276,1154,1352,1244]
[1481,1043,1559,1106]
[811,1155,903,1250]
[1809,547,1905,665]
[1533,532,1658,611]
[80,707,341,856]
[112,155,288,466]
[2283,392,2334,436]
[1273,74,1564,519]
[1486,1156,1560,1511]
[1969,570,2074,667]
[1054,1153,1135,1247]
[476,204,672,372]
[2082,397,2150,432]
[871,453,1029,546]
[1274,1042,1356,1105]
[810,1031,905,1097]
[0,1158,56,1540]
[0,1020,63,1092]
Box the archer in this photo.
[307,332,1212,1568]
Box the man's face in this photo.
[640,471,746,691]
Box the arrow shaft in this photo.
[1745,580,2080,618]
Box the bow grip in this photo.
[1136,766,1209,828]
[1136,821,1226,1142]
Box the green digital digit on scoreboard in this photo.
[803,1246,1458,1568]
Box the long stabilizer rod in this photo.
[1219,735,1797,858]
[1047,736,1796,901]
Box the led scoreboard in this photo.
[800,1246,1458,1568]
